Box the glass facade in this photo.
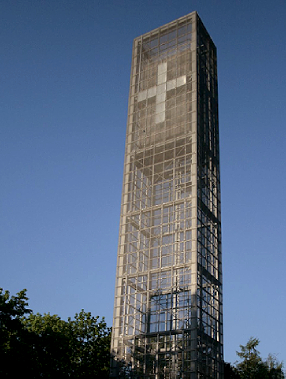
[111,11,223,378]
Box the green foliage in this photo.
[0,287,31,345]
[224,337,285,379]
[68,310,111,377]
[0,288,31,319]
[0,288,33,377]
[0,288,111,378]
[266,354,285,379]
[235,337,267,378]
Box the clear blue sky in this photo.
[1,0,285,365]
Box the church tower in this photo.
[111,12,223,378]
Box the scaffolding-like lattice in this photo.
[111,11,223,379]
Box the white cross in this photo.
[137,62,186,124]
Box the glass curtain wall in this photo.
[111,12,223,379]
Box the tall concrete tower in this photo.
[111,11,223,378]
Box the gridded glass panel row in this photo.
[135,332,192,353]
[118,288,147,336]
[198,242,219,279]
[197,41,217,93]
[120,201,192,241]
[197,350,221,379]
[150,267,192,289]
[135,57,192,90]
[134,87,192,122]
[132,332,196,377]
[127,155,192,187]
[136,21,192,68]
[198,223,219,246]
[122,208,192,236]
[125,158,193,211]
[149,291,192,332]
[129,122,194,149]
[116,269,192,337]
[200,311,220,340]
[197,208,221,232]
[199,186,219,216]
[140,21,192,50]
[197,207,220,279]
[123,253,149,274]
[122,242,192,273]
[197,24,217,82]
[130,120,192,149]
[126,140,192,169]
[136,52,192,92]
[197,275,222,343]
[198,225,219,250]
[197,94,219,161]
[198,159,220,217]
[120,203,193,273]
[132,118,193,149]
[127,138,192,164]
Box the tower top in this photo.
[135,11,198,40]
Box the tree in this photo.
[68,310,111,378]
[23,310,111,378]
[234,337,284,379]
[23,313,73,377]
[0,288,34,377]
[265,354,284,379]
[0,288,31,344]
[236,337,267,378]
[0,288,111,378]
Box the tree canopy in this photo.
[0,288,111,378]
[225,337,284,379]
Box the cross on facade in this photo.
[137,62,187,124]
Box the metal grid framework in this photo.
[111,11,223,379]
